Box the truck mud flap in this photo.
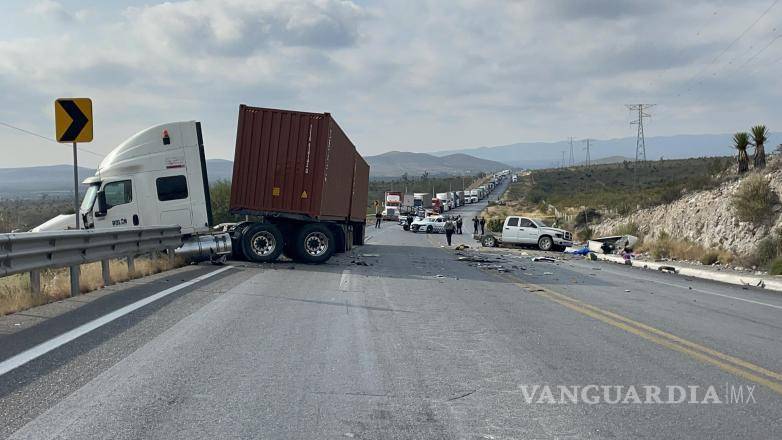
[352,222,365,246]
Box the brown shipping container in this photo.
[350,153,369,222]
[230,105,369,222]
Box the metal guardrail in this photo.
[0,226,182,297]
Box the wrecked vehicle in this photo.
[475,216,573,251]
[588,235,639,254]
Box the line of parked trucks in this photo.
[381,172,508,220]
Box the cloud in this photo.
[27,0,88,22]
[1,0,781,168]
[125,0,367,57]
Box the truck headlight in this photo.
[555,233,563,238]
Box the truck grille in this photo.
[564,232,572,240]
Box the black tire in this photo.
[426,225,433,233]
[231,224,251,260]
[294,223,336,264]
[482,235,497,247]
[242,223,284,263]
[538,235,554,251]
[411,225,419,232]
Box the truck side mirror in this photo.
[95,191,108,217]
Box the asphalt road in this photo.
[1,182,781,439]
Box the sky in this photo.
[0,0,780,168]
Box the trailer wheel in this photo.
[242,223,284,263]
[294,224,335,264]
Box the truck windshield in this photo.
[80,184,99,213]
[533,219,550,227]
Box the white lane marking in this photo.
[339,269,352,291]
[0,266,235,377]
[571,262,782,311]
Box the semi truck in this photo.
[414,193,432,210]
[35,104,369,264]
[382,191,403,220]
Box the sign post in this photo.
[54,98,93,230]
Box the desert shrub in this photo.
[700,251,720,265]
[487,217,504,233]
[754,234,782,267]
[577,227,594,241]
[574,208,602,228]
[731,174,777,224]
[639,236,734,264]
[769,257,782,275]
[611,222,641,238]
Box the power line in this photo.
[0,120,103,158]
[679,0,779,94]
[583,139,592,168]
[626,104,655,186]
[569,137,575,167]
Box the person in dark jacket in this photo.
[472,216,479,234]
[456,216,463,234]
[479,217,486,235]
[444,218,455,246]
[375,211,382,228]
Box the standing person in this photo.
[479,217,486,235]
[444,218,455,246]
[406,213,414,228]
[472,216,479,234]
[456,216,463,235]
[375,211,382,229]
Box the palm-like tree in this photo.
[750,125,768,169]
[733,132,750,174]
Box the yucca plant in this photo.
[750,124,768,169]
[733,132,750,174]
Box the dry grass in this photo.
[635,234,733,264]
[0,256,184,316]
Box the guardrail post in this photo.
[30,270,41,294]
[127,256,135,277]
[101,259,111,287]
[167,248,175,268]
[69,265,80,296]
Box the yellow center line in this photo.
[488,270,782,396]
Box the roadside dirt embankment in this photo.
[594,169,782,256]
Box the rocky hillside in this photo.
[594,169,782,256]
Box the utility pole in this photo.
[626,104,655,186]
[569,137,575,167]
[583,139,591,168]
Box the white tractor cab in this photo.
[37,121,231,262]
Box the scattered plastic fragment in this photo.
[532,257,556,263]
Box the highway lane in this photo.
[2,185,781,439]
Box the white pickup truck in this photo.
[477,216,573,251]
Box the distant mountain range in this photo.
[364,151,508,177]
[0,160,235,199]
[0,153,506,198]
[433,133,780,168]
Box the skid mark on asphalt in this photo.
[493,271,782,396]
[568,261,782,311]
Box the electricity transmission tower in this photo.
[583,139,591,168]
[626,104,655,185]
[569,137,575,166]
